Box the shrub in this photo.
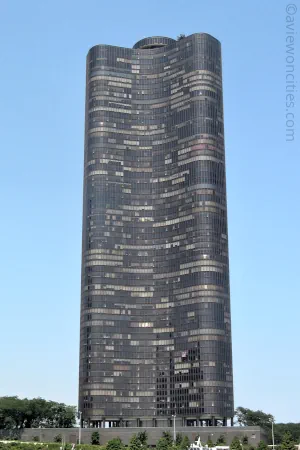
[162,432,173,447]
[91,433,100,446]
[242,437,248,445]
[156,438,169,450]
[180,436,190,450]
[257,442,268,450]
[23,445,42,450]
[106,438,123,450]
[77,446,106,450]
[136,431,147,447]
[53,436,62,444]
[216,435,226,445]
[207,438,214,448]
[47,444,64,450]
[230,437,242,450]
[129,435,141,450]
[176,434,183,446]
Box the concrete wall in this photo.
[19,426,267,446]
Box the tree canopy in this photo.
[235,407,274,429]
[235,406,300,444]
[0,396,76,429]
[274,423,300,444]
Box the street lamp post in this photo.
[272,421,275,450]
[78,411,82,445]
[172,413,176,443]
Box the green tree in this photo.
[235,407,274,430]
[280,432,295,450]
[274,424,300,445]
[91,432,100,445]
[257,441,267,450]
[157,436,171,450]
[129,434,142,450]
[136,431,148,449]
[157,439,168,450]
[0,396,76,429]
[45,401,76,428]
[242,437,248,445]
[206,438,214,448]
[216,435,226,445]
[176,433,183,446]
[180,436,190,450]
[230,437,242,450]
[0,396,29,429]
[54,435,62,443]
[232,406,300,445]
[162,431,173,447]
[106,438,124,450]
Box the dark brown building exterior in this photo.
[79,34,234,428]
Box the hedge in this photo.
[0,444,106,450]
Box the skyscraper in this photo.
[79,34,234,428]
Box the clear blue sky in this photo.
[0,0,299,424]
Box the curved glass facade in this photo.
[79,33,234,427]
